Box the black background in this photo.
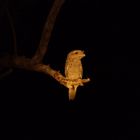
[0,0,139,139]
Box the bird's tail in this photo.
[68,86,78,100]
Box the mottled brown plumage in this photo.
[65,50,85,100]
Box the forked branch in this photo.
[0,0,64,78]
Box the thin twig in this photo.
[6,7,17,56]
[0,68,13,79]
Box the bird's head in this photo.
[67,50,85,60]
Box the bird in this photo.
[65,50,85,100]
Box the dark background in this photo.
[0,0,139,139]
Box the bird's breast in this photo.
[65,59,83,80]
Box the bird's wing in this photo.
[64,58,70,78]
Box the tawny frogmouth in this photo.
[65,50,85,100]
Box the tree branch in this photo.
[0,55,90,88]
[32,0,65,63]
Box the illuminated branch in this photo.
[0,55,90,89]
[32,0,65,63]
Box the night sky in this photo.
[0,0,139,140]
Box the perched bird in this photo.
[65,50,85,100]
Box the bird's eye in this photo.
[75,52,78,54]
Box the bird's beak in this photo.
[81,50,86,57]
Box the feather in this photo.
[68,85,78,100]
